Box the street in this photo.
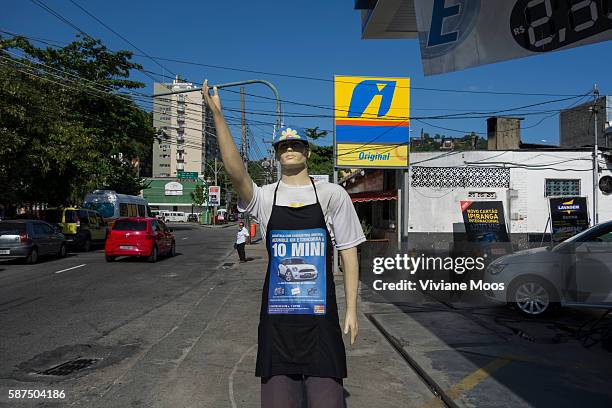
[0,224,611,407]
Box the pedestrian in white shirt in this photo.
[236,221,249,262]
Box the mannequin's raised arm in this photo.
[202,80,254,205]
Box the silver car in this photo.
[0,220,67,264]
[278,258,318,281]
[484,220,612,316]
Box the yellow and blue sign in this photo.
[334,76,410,168]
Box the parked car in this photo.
[187,213,199,222]
[484,220,612,316]
[105,217,175,263]
[43,207,108,251]
[277,258,318,281]
[0,220,66,263]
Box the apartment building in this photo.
[152,78,218,178]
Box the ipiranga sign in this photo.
[334,75,410,168]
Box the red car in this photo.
[104,217,175,263]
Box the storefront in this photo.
[141,177,207,216]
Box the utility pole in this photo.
[241,87,252,242]
[213,156,218,225]
[241,87,248,166]
[592,84,600,225]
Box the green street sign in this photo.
[177,171,199,180]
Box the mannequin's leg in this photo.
[304,376,345,408]
[261,375,304,408]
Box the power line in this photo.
[67,0,177,77]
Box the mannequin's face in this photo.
[275,141,309,169]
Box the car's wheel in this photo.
[26,247,38,264]
[58,244,67,258]
[169,242,176,257]
[82,237,91,252]
[285,270,293,282]
[509,278,557,317]
[105,255,115,262]
[147,246,158,263]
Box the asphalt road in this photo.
[0,223,237,406]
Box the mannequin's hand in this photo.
[202,79,222,113]
[343,309,358,345]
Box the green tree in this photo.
[304,126,328,141]
[0,35,155,209]
[190,184,207,207]
[308,145,333,177]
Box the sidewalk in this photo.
[206,240,434,407]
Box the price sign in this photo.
[208,186,220,206]
[414,0,612,75]
[511,0,612,52]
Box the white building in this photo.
[152,78,218,178]
[406,149,612,251]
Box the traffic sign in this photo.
[177,171,199,180]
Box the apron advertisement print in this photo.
[268,228,327,315]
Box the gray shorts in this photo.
[261,375,345,408]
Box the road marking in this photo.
[182,237,188,240]
[54,264,87,274]
[420,356,511,408]
[229,343,257,408]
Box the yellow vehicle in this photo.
[43,207,108,251]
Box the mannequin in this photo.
[203,80,361,408]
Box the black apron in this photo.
[255,178,347,379]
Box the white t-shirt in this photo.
[236,227,250,244]
[238,180,366,250]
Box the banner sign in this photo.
[208,185,220,206]
[414,0,612,76]
[268,228,327,315]
[310,174,330,184]
[549,196,590,242]
[334,76,410,168]
[460,201,510,242]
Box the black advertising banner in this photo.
[549,197,589,242]
[460,201,510,243]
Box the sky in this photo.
[3,0,612,160]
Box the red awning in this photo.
[349,190,397,203]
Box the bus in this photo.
[83,190,151,226]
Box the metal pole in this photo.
[592,85,600,226]
[213,157,218,225]
[154,79,282,142]
[241,87,252,242]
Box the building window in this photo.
[545,179,580,197]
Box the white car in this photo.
[278,258,318,281]
[484,220,612,316]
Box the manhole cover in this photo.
[39,358,100,376]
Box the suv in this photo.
[43,208,108,251]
